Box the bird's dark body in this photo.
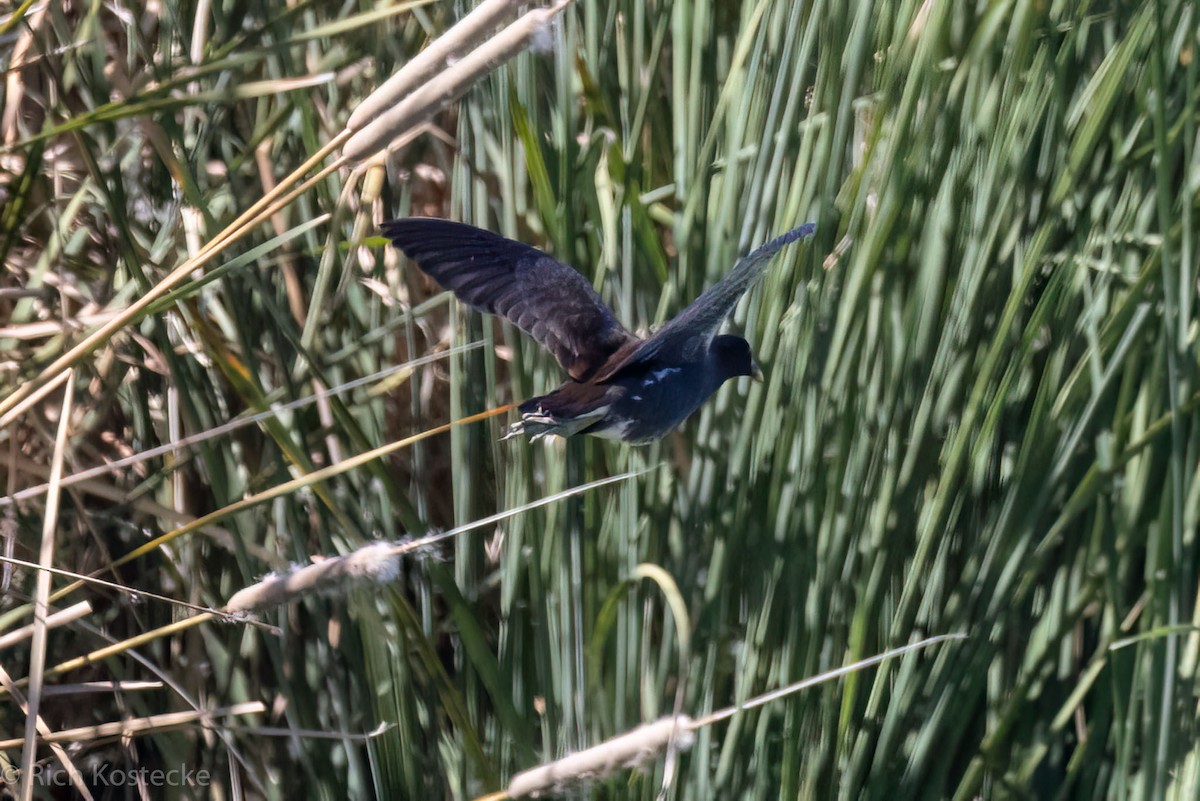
[382,218,814,444]
[521,348,728,444]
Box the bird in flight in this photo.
[382,218,815,444]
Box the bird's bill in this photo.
[751,361,764,382]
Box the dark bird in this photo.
[382,218,815,444]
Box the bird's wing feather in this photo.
[383,218,637,381]
[595,223,816,379]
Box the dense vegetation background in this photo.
[1,0,1197,798]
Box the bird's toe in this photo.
[499,422,526,442]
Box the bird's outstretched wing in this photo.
[603,223,816,374]
[382,218,637,381]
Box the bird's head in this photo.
[710,335,762,383]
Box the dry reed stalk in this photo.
[0,0,49,146]
[0,310,123,340]
[20,370,74,801]
[342,2,569,163]
[0,601,91,651]
[0,370,69,431]
[229,721,391,742]
[0,702,266,750]
[36,681,162,697]
[27,613,216,687]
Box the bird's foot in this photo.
[501,404,612,442]
[500,411,564,442]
